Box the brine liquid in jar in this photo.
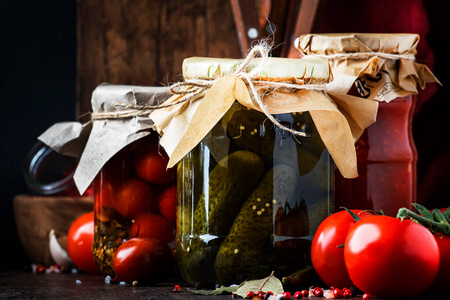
[334,95,417,216]
[92,134,177,276]
[176,102,333,287]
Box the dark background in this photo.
[1,0,449,271]
[1,1,76,270]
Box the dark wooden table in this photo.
[0,270,205,300]
[1,270,449,300]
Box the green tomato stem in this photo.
[412,203,433,220]
[432,209,449,225]
[442,207,450,219]
[340,207,360,222]
[397,206,450,237]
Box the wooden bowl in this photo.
[13,195,93,266]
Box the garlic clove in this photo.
[49,229,74,268]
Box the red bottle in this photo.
[334,95,417,216]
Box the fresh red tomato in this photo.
[112,177,157,219]
[344,215,440,298]
[428,234,450,291]
[424,208,450,292]
[67,212,101,275]
[133,143,176,185]
[158,184,177,224]
[129,213,174,243]
[311,209,372,288]
[399,205,450,293]
[113,238,172,283]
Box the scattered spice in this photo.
[173,284,181,292]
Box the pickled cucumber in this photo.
[192,150,265,237]
[177,149,265,286]
[214,164,297,285]
[222,102,276,164]
[281,266,324,290]
[223,103,325,175]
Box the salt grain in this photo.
[104,275,111,284]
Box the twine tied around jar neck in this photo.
[90,96,187,121]
[92,44,329,138]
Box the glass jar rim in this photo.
[23,141,77,195]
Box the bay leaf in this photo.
[233,272,284,298]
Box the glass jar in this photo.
[334,94,417,216]
[176,102,333,287]
[92,134,177,276]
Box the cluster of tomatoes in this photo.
[96,136,177,237]
[311,206,450,298]
[67,135,177,283]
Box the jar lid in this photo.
[182,56,331,84]
[24,140,78,195]
[295,33,419,56]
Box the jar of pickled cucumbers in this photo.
[150,52,379,287]
[176,107,332,287]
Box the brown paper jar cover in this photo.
[295,33,440,101]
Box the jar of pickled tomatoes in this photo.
[92,134,177,276]
[35,84,176,279]
[296,33,440,216]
